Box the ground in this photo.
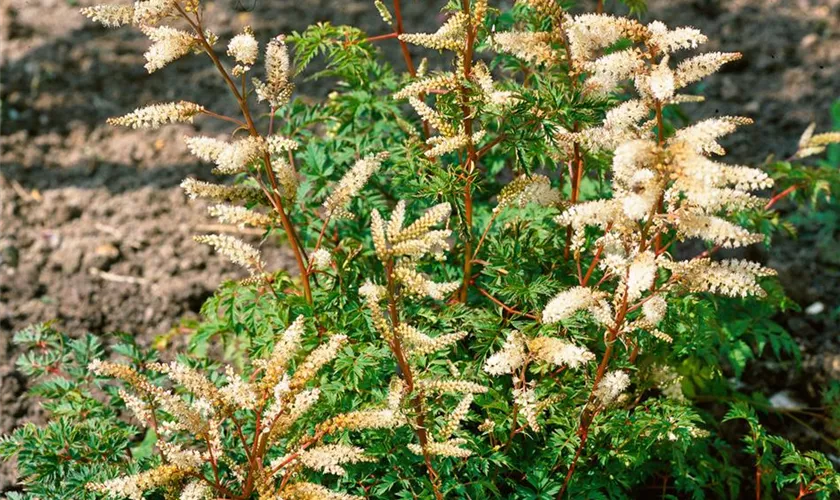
[1,0,839,493]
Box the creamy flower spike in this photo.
[108,101,204,129]
[86,314,393,499]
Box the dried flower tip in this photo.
[595,370,630,405]
[322,153,388,218]
[542,286,601,324]
[140,25,197,73]
[484,330,526,375]
[228,28,258,68]
[528,337,594,369]
[194,234,264,274]
[81,4,134,27]
[107,101,204,129]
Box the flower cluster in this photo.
[86,318,393,499]
[361,201,485,465]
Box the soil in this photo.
[1,0,839,494]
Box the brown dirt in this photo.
[1,0,839,494]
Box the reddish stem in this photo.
[384,259,445,500]
[476,286,538,320]
[367,32,400,42]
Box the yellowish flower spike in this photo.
[322,153,388,219]
[107,101,204,129]
[194,234,264,274]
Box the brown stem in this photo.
[472,211,499,260]
[384,259,444,500]
[558,425,589,498]
[366,32,400,42]
[557,281,630,498]
[476,286,539,320]
[200,109,247,128]
[765,185,798,210]
[391,0,431,140]
[176,5,313,304]
[458,0,479,303]
[655,100,665,146]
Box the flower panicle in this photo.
[107,101,204,129]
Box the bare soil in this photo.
[1,0,839,494]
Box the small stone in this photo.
[769,390,805,410]
[805,302,825,315]
[800,33,819,49]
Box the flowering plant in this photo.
[3,0,840,498]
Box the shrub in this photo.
[3,0,840,498]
